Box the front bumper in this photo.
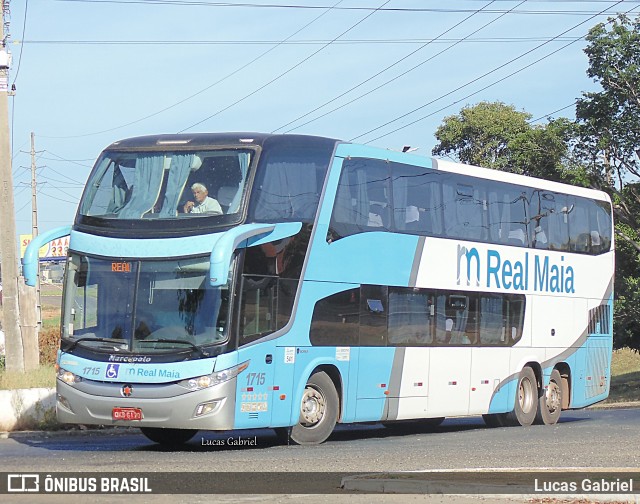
[56,377,237,430]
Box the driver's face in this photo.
[192,187,208,203]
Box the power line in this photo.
[38,174,85,187]
[39,0,346,139]
[18,36,586,46]
[529,102,578,123]
[11,0,29,85]
[179,0,393,132]
[50,0,640,16]
[42,150,95,167]
[38,187,79,205]
[273,0,525,134]
[351,0,631,144]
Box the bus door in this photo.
[469,294,520,414]
[427,294,472,416]
[384,287,433,420]
[355,286,396,422]
[234,274,279,429]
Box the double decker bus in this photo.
[24,133,614,446]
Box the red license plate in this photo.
[112,407,143,421]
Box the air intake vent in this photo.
[588,304,611,335]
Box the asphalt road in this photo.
[2,408,639,503]
[2,407,639,472]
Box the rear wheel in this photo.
[290,371,338,445]
[504,367,538,427]
[535,369,562,425]
[140,427,198,446]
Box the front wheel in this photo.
[535,369,562,425]
[504,367,538,427]
[140,427,198,446]
[290,371,339,445]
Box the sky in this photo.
[6,0,640,241]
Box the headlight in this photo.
[57,368,82,385]
[178,360,249,391]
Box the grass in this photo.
[41,306,60,330]
[0,364,56,390]
[605,347,640,404]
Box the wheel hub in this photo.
[300,387,326,426]
[519,377,535,413]
[546,382,561,413]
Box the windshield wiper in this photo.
[62,337,128,352]
[140,339,210,357]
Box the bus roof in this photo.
[104,132,340,150]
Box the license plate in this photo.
[112,407,143,421]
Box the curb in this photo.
[0,387,56,431]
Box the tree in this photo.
[575,14,640,252]
[574,14,640,352]
[432,101,585,183]
[432,101,530,171]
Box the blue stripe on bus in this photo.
[57,352,216,384]
[71,230,222,258]
[305,232,422,286]
[334,143,435,168]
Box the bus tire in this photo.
[290,371,338,445]
[139,427,198,446]
[535,369,562,425]
[505,367,538,427]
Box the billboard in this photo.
[20,234,69,261]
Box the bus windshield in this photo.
[61,253,230,356]
[79,148,254,220]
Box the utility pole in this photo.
[0,0,25,371]
[31,131,41,329]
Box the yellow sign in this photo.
[20,234,70,260]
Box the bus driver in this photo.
[183,183,223,215]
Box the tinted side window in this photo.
[392,164,444,235]
[327,157,611,255]
[330,158,391,239]
[250,144,332,223]
[310,285,525,348]
[455,182,487,241]
[589,200,613,254]
[529,190,570,251]
[388,288,433,346]
[360,285,388,346]
[568,197,592,253]
[309,288,360,346]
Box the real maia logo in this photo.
[457,244,575,293]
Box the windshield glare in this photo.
[79,149,253,219]
[62,254,229,355]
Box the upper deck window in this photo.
[328,157,612,255]
[248,140,334,223]
[79,149,254,221]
